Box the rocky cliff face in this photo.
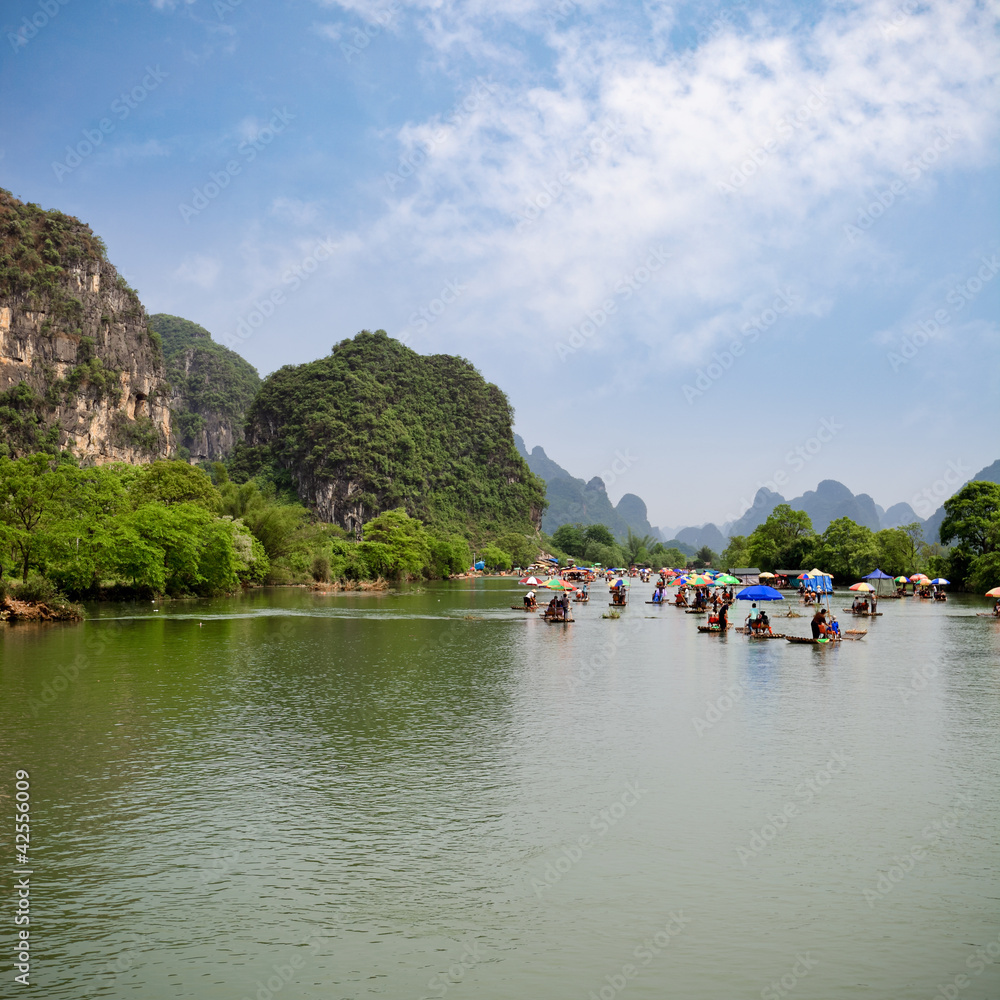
[148,314,260,463]
[0,191,171,462]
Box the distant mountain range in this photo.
[517,435,1000,552]
[514,435,659,542]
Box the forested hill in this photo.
[235,330,546,539]
[148,314,260,462]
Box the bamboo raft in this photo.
[685,608,707,614]
[976,613,1000,618]
[842,609,883,616]
[786,635,834,645]
[543,616,574,623]
[697,624,731,633]
[843,628,867,636]
[511,605,538,611]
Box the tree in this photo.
[495,531,538,569]
[584,524,615,547]
[746,505,815,571]
[694,545,718,568]
[649,542,688,568]
[479,543,512,570]
[359,508,431,580]
[720,535,751,570]
[133,460,222,511]
[624,528,657,566]
[0,453,71,581]
[812,517,880,581]
[552,523,586,557]
[940,482,1000,555]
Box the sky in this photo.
[2,0,998,530]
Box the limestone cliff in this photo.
[235,330,545,538]
[0,190,171,462]
[149,314,260,462]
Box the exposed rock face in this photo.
[149,314,260,463]
[0,191,171,462]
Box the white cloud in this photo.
[174,254,222,290]
[340,0,999,381]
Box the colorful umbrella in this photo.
[735,585,785,601]
[894,576,908,583]
[543,578,577,591]
[685,573,714,586]
[986,587,1000,598]
[519,576,543,586]
[909,573,929,582]
[669,576,689,586]
[715,573,740,585]
[849,582,875,592]
[930,578,949,585]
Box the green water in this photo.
[1,581,999,999]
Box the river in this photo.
[1,581,998,999]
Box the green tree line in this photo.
[0,455,544,602]
[718,486,1000,590]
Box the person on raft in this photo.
[524,589,536,609]
[811,608,829,639]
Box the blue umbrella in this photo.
[735,585,785,601]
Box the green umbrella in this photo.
[714,574,740,585]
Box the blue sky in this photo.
[2,0,998,528]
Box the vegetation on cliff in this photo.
[0,189,170,462]
[149,314,261,460]
[235,330,546,541]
